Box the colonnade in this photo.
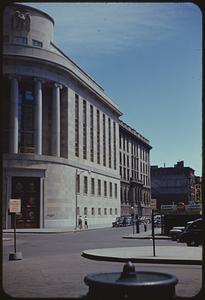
[9,75,62,156]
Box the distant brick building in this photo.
[194,176,202,204]
[151,161,195,210]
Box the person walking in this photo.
[84,215,88,229]
[78,216,83,230]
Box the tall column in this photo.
[34,79,43,155]
[51,83,62,157]
[9,76,19,154]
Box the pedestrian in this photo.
[84,215,88,229]
[144,221,147,232]
[78,216,83,230]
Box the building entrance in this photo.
[11,176,40,228]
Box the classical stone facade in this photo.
[119,121,152,217]
[2,3,151,229]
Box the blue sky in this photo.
[27,2,202,175]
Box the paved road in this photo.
[2,226,202,298]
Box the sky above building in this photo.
[26,2,202,175]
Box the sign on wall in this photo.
[9,199,21,213]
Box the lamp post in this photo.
[75,168,91,231]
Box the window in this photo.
[110,208,112,215]
[84,176,88,194]
[91,208,95,215]
[97,110,100,164]
[75,94,79,157]
[76,174,80,193]
[115,183,117,198]
[83,100,87,159]
[98,179,101,196]
[19,82,35,153]
[113,121,116,169]
[90,105,94,162]
[91,178,95,195]
[109,182,112,197]
[108,118,111,168]
[115,208,117,215]
[14,36,27,44]
[104,208,107,215]
[32,39,43,47]
[119,134,122,149]
[103,114,106,166]
[120,166,122,177]
[120,152,122,165]
[84,207,87,215]
[98,208,101,215]
[104,181,107,197]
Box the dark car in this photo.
[169,226,185,241]
[112,216,132,227]
[178,218,203,246]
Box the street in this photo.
[2,226,202,298]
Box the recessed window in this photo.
[14,36,27,44]
[32,39,43,48]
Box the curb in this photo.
[122,235,170,240]
[81,251,202,265]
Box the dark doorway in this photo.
[11,176,40,228]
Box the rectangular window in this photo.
[32,39,43,47]
[127,138,129,152]
[115,183,117,198]
[76,174,80,193]
[119,134,122,149]
[119,152,122,165]
[84,207,87,215]
[90,105,94,162]
[97,110,100,164]
[104,208,107,215]
[14,36,27,44]
[91,207,95,215]
[84,176,88,194]
[104,181,107,197]
[127,155,129,167]
[98,179,101,196]
[75,94,79,157]
[115,208,117,215]
[109,182,112,197]
[98,208,101,215]
[113,121,116,169]
[110,208,112,215]
[108,118,111,168]
[103,114,106,166]
[91,178,95,195]
[83,100,87,159]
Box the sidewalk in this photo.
[82,245,202,265]
[122,228,170,240]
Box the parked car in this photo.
[112,216,132,227]
[178,218,203,246]
[169,226,185,241]
[112,217,124,227]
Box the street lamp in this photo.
[75,168,91,230]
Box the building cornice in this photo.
[4,46,123,116]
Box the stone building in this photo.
[119,121,152,217]
[2,3,151,229]
[151,161,195,210]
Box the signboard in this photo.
[150,198,157,210]
[9,199,21,213]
